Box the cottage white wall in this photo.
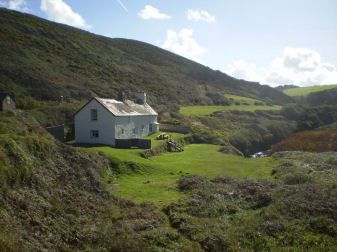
[115,115,158,139]
[75,99,116,145]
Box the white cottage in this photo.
[74,93,159,146]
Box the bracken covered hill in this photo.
[0,8,292,109]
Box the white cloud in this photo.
[226,47,337,86]
[187,9,215,23]
[227,60,263,83]
[138,5,171,20]
[1,0,30,12]
[162,28,206,62]
[40,0,92,30]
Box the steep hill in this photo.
[0,8,292,109]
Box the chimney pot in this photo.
[136,92,147,104]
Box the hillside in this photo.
[0,8,292,110]
[271,129,337,153]
[282,84,337,97]
[305,87,337,106]
[0,111,199,251]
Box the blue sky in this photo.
[1,0,337,86]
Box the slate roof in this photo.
[96,97,157,116]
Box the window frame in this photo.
[90,130,99,138]
[90,109,98,121]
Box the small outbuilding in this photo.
[0,92,15,111]
[74,92,159,146]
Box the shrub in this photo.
[178,175,209,191]
[0,135,33,186]
[309,217,337,237]
[23,135,55,160]
[283,173,313,185]
[271,129,337,154]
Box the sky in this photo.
[1,0,337,87]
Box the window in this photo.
[91,109,98,121]
[132,128,136,134]
[90,130,99,138]
[121,129,124,134]
[149,124,153,132]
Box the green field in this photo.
[84,144,277,206]
[180,104,282,116]
[282,84,337,97]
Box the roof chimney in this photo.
[136,92,147,105]
[117,90,127,102]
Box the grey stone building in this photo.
[0,92,15,111]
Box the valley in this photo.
[0,7,337,252]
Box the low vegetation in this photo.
[271,129,337,153]
[165,151,337,251]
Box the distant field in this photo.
[282,84,337,97]
[85,144,276,206]
[180,104,282,116]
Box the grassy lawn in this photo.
[84,144,277,207]
[80,132,186,162]
[282,84,337,97]
[180,104,282,116]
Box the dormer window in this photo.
[91,109,97,121]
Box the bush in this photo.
[283,173,313,185]
[309,217,337,237]
[0,135,33,186]
[178,175,209,191]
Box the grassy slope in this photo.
[0,8,292,108]
[85,144,276,206]
[180,104,282,116]
[224,93,261,103]
[180,93,281,116]
[283,84,337,97]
